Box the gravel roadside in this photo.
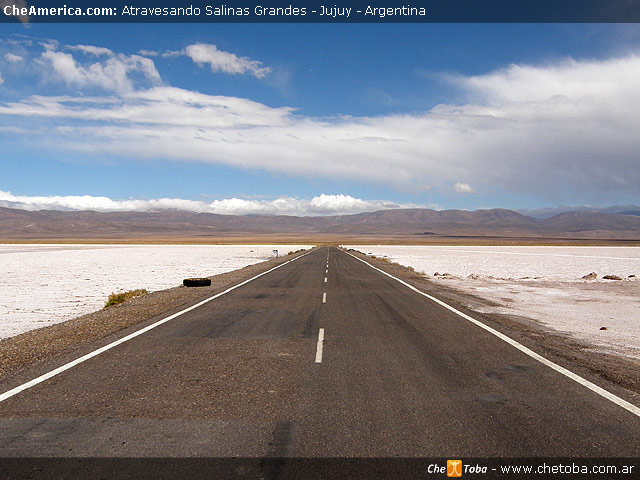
[0,248,312,383]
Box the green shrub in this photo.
[104,289,148,309]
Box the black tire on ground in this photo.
[183,278,212,287]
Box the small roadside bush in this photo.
[104,289,148,309]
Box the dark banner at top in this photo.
[3,0,640,23]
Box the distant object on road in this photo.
[183,278,211,287]
[273,249,279,257]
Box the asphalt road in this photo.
[0,246,639,459]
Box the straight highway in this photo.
[0,246,638,458]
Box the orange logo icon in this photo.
[447,459,463,477]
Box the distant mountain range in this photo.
[1,206,639,241]
[517,205,640,219]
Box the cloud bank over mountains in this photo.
[1,38,639,206]
[0,190,427,216]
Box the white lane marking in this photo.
[322,292,327,303]
[325,269,328,274]
[344,250,640,419]
[0,250,314,404]
[315,328,325,363]
[324,277,327,283]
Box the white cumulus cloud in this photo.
[183,43,272,78]
[4,53,23,63]
[67,44,114,57]
[453,56,640,104]
[39,45,161,92]
[453,182,476,194]
[0,191,426,216]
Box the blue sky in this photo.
[1,23,640,215]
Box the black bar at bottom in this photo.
[0,457,638,479]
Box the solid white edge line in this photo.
[322,292,327,303]
[0,249,315,403]
[315,328,325,363]
[343,250,640,418]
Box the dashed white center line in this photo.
[322,292,327,303]
[324,277,327,283]
[315,328,325,363]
